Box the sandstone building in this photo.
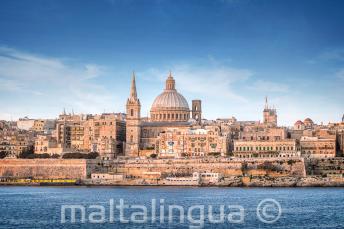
[157,127,227,158]
[300,136,336,158]
[233,139,299,158]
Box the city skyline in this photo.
[0,0,343,125]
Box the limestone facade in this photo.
[157,127,227,158]
[300,136,336,158]
[233,139,298,158]
[34,135,63,155]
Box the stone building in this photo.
[33,112,125,158]
[55,121,83,151]
[32,119,56,133]
[84,113,126,156]
[17,117,35,131]
[96,136,117,160]
[157,127,227,158]
[125,72,201,158]
[0,131,33,158]
[17,117,55,133]
[233,139,299,158]
[34,135,63,155]
[240,126,287,141]
[300,136,336,158]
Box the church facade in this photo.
[125,72,202,157]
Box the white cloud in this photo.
[0,47,116,118]
[248,80,289,93]
[141,63,253,102]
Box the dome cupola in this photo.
[150,72,190,122]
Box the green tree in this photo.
[149,153,157,159]
[0,151,8,159]
[86,152,99,159]
[18,145,34,158]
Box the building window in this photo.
[130,109,134,116]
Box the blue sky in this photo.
[0,0,343,125]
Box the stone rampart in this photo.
[113,157,306,178]
[305,158,344,176]
[0,159,94,179]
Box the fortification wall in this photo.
[114,157,306,178]
[305,158,344,176]
[0,159,94,179]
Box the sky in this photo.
[0,0,343,126]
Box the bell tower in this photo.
[263,96,277,127]
[125,72,141,157]
[192,100,202,125]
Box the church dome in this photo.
[304,118,313,123]
[150,73,190,122]
[294,120,304,125]
[152,91,189,110]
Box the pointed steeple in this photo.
[130,71,138,100]
[264,96,269,110]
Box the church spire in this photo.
[130,71,138,99]
[265,96,269,109]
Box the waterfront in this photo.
[0,187,343,228]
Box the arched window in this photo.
[130,109,134,117]
[130,135,133,143]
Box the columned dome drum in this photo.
[150,73,190,122]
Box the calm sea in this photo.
[0,186,343,228]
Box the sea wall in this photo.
[305,158,344,176]
[0,159,97,179]
[113,157,306,178]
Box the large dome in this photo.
[150,73,190,122]
[152,91,189,110]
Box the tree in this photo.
[0,151,8,159]
[149,153,157,159]
[208,152,221,157]
[35,153,51,159]
[51,154,60,159]
[86,152,99,159]
[18,145,35,159]
[62,152,85,159]
[62,152,99,159]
